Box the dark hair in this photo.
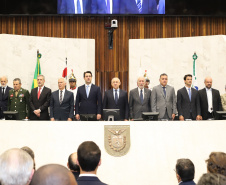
[176,158,195,182]
[160,73,168,78]
[13,78,21,84]
[77,141,101,172]
[197,173,226,185]
[21,146,36,170]
[83,71,92,78]
[184,74,192,81]
[68,154,80,172]
[206,152,226,176]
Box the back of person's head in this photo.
[206,152,226,176]
[68,153,80,173]
[77,141,101,172]
[176,158,195,182]
[197,173,226,185]
[0,148,34,185]
[30,164,77,185]
[21,146,36,170]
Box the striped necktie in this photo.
[136,0,142,13]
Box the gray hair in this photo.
[13,78,21,84]
[137,77,145,83]
[0,76,8,81]
[0,148,33,185]
[58,77,67,83]
[37,75,45,81]
[111,77,120,83]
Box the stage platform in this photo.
[0,120,226,185]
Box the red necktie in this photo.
[37,88,41,100]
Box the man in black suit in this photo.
[50,77,74,121]
[29,75,51,120]
[177,74,202,121]
[76,141,107,185]
[175,158,196,185]
[75,71,102,120]
[103,77,129,121]
[0,76,12,119]
[198,77,222,120]
[67,152,80,180]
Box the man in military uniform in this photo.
[8,78,30,120]
[68,71,77,118]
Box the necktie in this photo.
[60,90,63,104]
[140,89,143,104]
[115,89,118,104]
[106,0,110,13]
[2,87,5,97]
[188,88,191,101]
[86,85,89,98]
[37,87,41,100]
[163,87,166,97]
[77,0,82,14]
[137,0,142,13]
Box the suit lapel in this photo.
[38,87,46,100]
[142,88,147,104]
[183,87,190,102]
[158,85,165,99]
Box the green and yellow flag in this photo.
[31,52,42,89]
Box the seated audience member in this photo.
[77,141,107,185]
[206,152,226,176]
[175,158,196,185]
[197,173,226,185]
[30,164,77,185]
[68,152,80,180]
[0,148,34,185]
[221,85,226,111]
[21,146,36,170]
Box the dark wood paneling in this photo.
[0,16,226,94]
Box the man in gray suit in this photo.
[129,77,152,120]
[151,73,177,120]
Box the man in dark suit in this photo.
[103,77,129,120]
[8,78,30,120]
[175,158,196,185]
[198,77,222,120]
[67,152,80,180]
[29,75,51,120]
[91,0,120,14]
[50,77,74,121]
[75,71,102,120]
[0,76,12,119]
[58,0,91,14]
[129,76,151,120]
[76,141,107,185]
[120,0,157,14]
[177,74,202,121]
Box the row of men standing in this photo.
[0,72,224,121]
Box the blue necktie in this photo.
[106,0,110,14]
[86,85,89,98]
[163,87,166,97]
[115,90,118,104]
[136,0,142,13]
[140,89,143,104]
[188,88,191,101]
[77,0,82,14]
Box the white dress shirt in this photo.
[113,88,119,100]
[74,0,84,14]
[59,89,65,102]
[206,87,213,113]
[37,86,44,95]
[138,87,144,97]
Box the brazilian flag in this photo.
[31,52,42,89]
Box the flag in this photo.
[192,52,198,90]
[62,57,67,79]
[31,51,42,89]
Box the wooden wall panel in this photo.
[0,16,226,94]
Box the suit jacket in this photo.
[50,90,74,120]
[7,88,30,120]
[0,86,12,119]
[58,0,91,14]
[91,0,120,14]
[120,0,157,14]
[180,180,196,185]
[75,84,102,115]
[77,176,107,185]
[221,93,226,111]
[103,89,129,120]
[177,87,201,120]
[129,87,151,119]
[198,88,222,120]
[29,86,51,120]
[151,84,177,119]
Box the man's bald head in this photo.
[68,152,80,172]
[204,77,212,89]
[30,164,77,185]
